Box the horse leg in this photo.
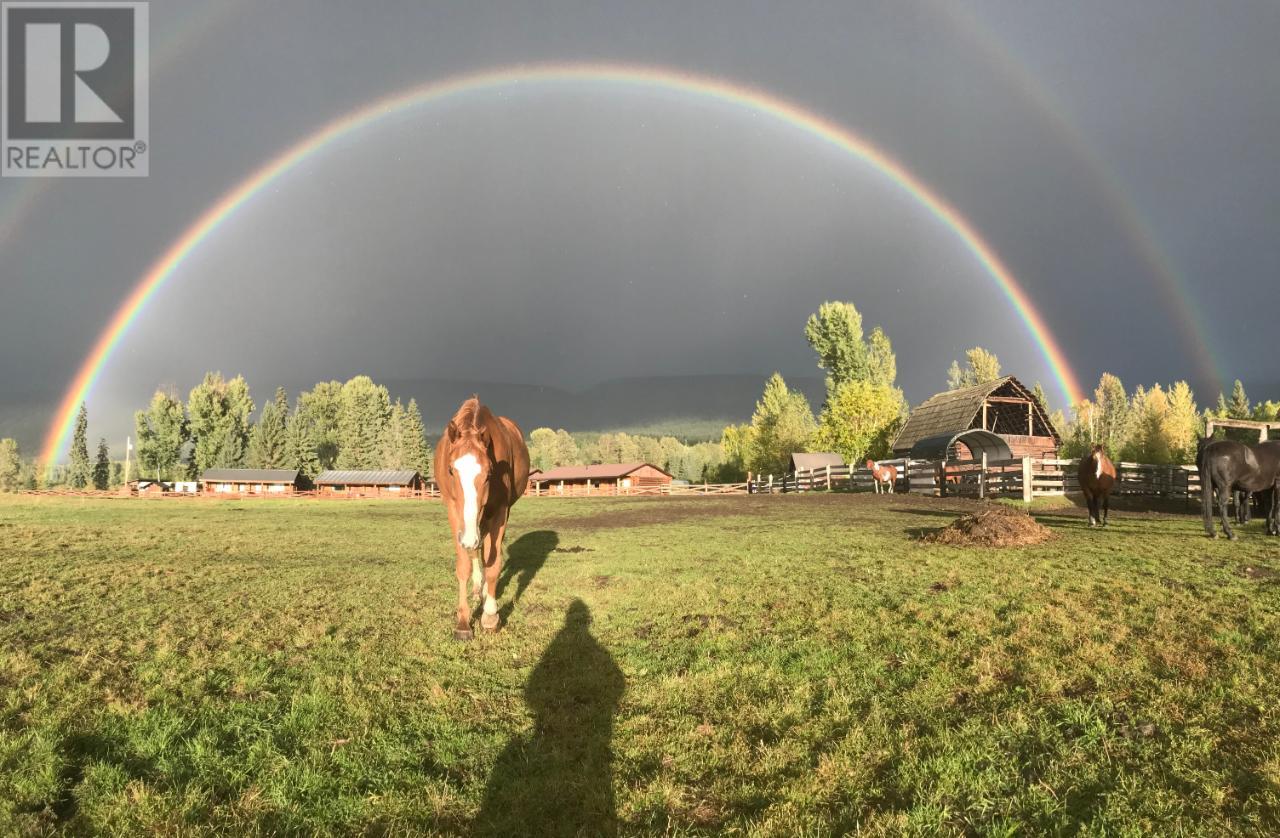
[1084,488,1096,526]
[1102,492,1110,527]
[1201,469,1218,538]
[454,544,475,640]
[1218,484,1237,541]
[480,518,507,632]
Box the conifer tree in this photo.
[248,387,289,468]
[284,406,320,479]
[93,438,111,490]
[68,402,92,489]
[401,398,432,475]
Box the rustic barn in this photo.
[892,376,1060,461]
[790,452,845,472]
[199,468,301,495]
[531,462,673,494]
[314,469,423,496]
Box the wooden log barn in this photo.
[313,470,424,497]
[531,462,674,495]
[892,376,1060,461]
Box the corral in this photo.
[3,492,1279,834]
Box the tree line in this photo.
[131,373,432,482]
[1059,375,1278,464]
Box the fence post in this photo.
[825,465,831,491]
[979,452,988,499]
[1022,456,1033,503]
[936,461,946,498]
[769,474,774,493]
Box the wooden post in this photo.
[825,464,831,491]
[982,400,988,430]
[1028,402,1034,435]
[1022,456,1033,503]
[768,474,774,493]
[937,461,946,498]
[979,451,988,499]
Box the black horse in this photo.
[1198,439,1280,539]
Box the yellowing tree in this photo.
[946,347,1002,390]
[811,380,904,464]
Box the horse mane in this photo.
[448,396,495,440]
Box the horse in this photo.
[435,397,530,639]
[1197,438,1280,540]
[1077,444,1116,527]
[866,460,897,494]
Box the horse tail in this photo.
[1199,454,1215,535]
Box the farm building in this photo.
[790,452,845,472]
[531,462,673,495]
[199,468,301,495]
[313,470,423,496]
[892,376,1060,461]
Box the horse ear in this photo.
[446,420,459,443]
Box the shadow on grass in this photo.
[496,530,558,605]
[475,599,624,836]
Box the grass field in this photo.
[2,492,1280,835]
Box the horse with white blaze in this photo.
[435,397,530,639]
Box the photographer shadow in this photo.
[474,599,625,836]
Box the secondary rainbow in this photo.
[41,62,1086,465]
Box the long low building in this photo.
[531,462,673,495]
[199,468,301,494]
[313,469,423,496]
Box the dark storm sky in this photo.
[2,0,1278,451]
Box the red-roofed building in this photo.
[531,462,673,495]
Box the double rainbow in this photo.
[41,62,1086,465]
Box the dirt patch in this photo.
[552,545,593,554]
[1240,565,1280,580]
[590,574,612,588]
[922,504,1055,547]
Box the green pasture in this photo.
[1,492,1278,835]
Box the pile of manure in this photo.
[922,504,1054,547]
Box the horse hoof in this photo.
[1228,533,1238,542]
[480,613,500,632]
[454,627,474,641]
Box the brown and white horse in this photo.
[866,459,897,494]
[435,397,530,639]
[1078,444,1117,527]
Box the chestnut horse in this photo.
[435,397,530,639]
[866,460,897,494]
[1078,444,1116,527]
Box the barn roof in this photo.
[314,470,421,486]
[532,462,672,482]
[199,468,300,483]
[892,376,1059,453]
[790,452,845,471]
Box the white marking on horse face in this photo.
[454,453,483,550]
[1095,457,1103,480]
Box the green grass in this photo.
[2,492,1280,835]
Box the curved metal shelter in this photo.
[908,429,1013,462]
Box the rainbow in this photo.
[929,0,1223,391]
[40,62,1086,465]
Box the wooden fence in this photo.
[30,458,1213,505]
[782,456,1208,504]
